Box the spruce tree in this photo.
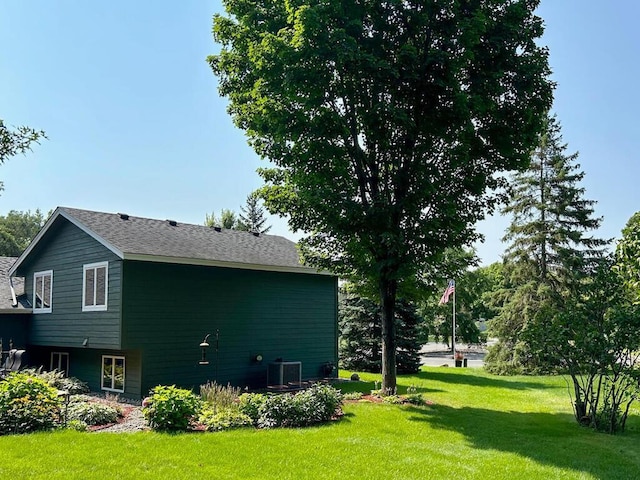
[486,115,609,374]
[237,193,271,233]
[339,290,422,375]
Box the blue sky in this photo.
[1,1,638,266]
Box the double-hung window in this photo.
[102,355,125,393]
[83,262,108,311]
[33,270,53,313]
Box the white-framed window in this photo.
[101,355,125,393]
[83,261,108,312]
[33,270,53,313]
[51,352,69,376]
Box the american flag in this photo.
[439,280,455,305]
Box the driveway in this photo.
[420,342,488,368]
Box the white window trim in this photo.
[50,351,69,375]
[33,270,53,313]
[101,355,125,393]
[82,261,108,312]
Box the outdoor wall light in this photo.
[252,353,263,363]
[199,334,211,365]
[82,338,88,347]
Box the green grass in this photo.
[1,368,638,479]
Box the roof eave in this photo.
[8,208,125,276]
[122,253,333,276]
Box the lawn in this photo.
[1,367,638,479]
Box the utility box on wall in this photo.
[268,361,301,386]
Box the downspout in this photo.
[9,276,18,308]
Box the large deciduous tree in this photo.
[210,0,552,391]
[0,209,48,256]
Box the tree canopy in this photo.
[0,119,46,193]
[0,209,48,257]
[210,0,553,390]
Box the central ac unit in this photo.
[268,361,302,386]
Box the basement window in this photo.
[83,262,108,311]
[102,355,125,393]
[51,352,69,376]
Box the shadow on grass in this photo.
[407,403,640,478]
[339,380,443,395]
[410,369,553,391]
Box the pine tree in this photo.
[237,193,271,234]
[486,115,609,374]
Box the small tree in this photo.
[527,257,640,433]
[237,193,271,233]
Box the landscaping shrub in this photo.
[142,385,202,432]
[199,406,253,431]
[238,392,267,425]
[200,381,242,413]
[67,399,120,426]
[0,372,62,435]
[245,384,343,429]
[21,368,90,394]
[66,419,88,432]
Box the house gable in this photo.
[14,217,122,350]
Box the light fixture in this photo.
[82,338,88,347]
[199,334,211,365]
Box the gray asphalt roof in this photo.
[0,256,28,311]
[55,207,317,274]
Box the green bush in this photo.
[67,400,120,426]
[199,407,253,431]
[21,368,90,395]
[0,372,62,435]
[247,384,343,429]
[66,419,88,432]
[142,385,202,432]
[238,393,267,424]
[342,392,364,401]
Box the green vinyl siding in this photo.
[17,219,122,349]
[121,261,338,394]
[27,346,142,399]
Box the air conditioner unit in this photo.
[268,361,302,386]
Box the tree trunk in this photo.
[380,276,398,394]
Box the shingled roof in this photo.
[10,207,321,276]
[0,256,29,312]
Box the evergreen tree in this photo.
[486,115,609,374]
[237,193,271,233]
[339,289,422,375]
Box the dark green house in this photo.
[5,207,338,399]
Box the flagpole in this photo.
[452,280,456,357]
